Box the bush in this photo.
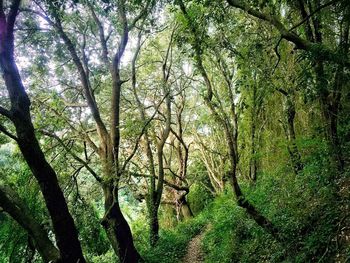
[187,182,214,215]
[200,191,282,263]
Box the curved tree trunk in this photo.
[49,4,142,260]
[0,185,60,262]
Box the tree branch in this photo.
[40,4,109,139]
[0,105,12,119]
[275,87,289,96]
[88,2,109,67]
[121,91,169,173]
[226,0,350,67]
[128,0,154,30]
[289,0,343,32]
[40,130,103,184]
[0,124,18,141]
[0,183,60,262]
[130,172,189,192]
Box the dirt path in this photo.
[181,231,205,263]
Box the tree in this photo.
[0,1,86,262]
[0,0,349,261]
[176,0,279,238]
[225,0,349,171]
[25,0,156,261]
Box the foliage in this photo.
[187,182,213,215]
[0,0,349,262]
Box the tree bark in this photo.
[149,201,160,247]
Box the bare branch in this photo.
[121,92,169,173]
[40,130,103,184]
[0,106,12,119]
[272,37,282,74]
[170,127,189,150]
[130,172,189,192]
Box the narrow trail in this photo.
[181,230,206,263]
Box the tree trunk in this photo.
[249,114,257,181]
[13,122,85,262]
[249,82,258,181]
[179,195,193,220]
[284,94,303,174]
[132,39,160,247]
[149,199,160,247]
[316,61,344,171]
[309,1,346,172]
[101,184,141,263]
[0,185,60,262]
[228,147,279,239]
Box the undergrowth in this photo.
[135,215,206,262]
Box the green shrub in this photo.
[187,182,214,215]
